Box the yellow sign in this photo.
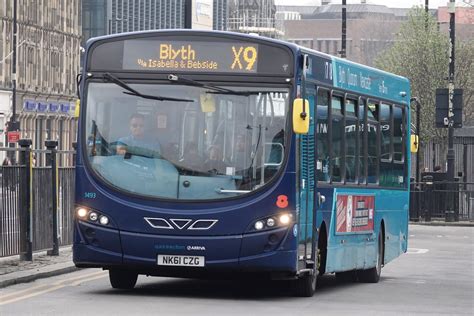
[200,94,216,113]
[411,135,419,153]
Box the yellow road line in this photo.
[0,270,108,305]
[0,284,65,305]
[0,270,106,300]
[70,274,108,286]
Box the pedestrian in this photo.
[2,156,12,166]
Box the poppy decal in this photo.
[276,195,289,208]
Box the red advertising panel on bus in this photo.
[336,195,374,233]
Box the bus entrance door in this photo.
[298,95,317,271]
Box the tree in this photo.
[375,7,474,143]
[455,40,474,126]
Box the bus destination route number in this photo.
[157,254,205,267]
[123,40,258,74]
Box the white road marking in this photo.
[407,248,429,254]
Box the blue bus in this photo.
[74,30,411,297]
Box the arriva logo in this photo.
[187,246,206,251]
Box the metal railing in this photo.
[0,141,75,259]
[410,180,474,222]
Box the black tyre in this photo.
[294,267,317,297]
[357,230,383,283]
[109,269,138,289]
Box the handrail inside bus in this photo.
[216,189,252,194]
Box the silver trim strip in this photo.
[188,219,218,230]
[144,217,173,229]
[169,218,192,230]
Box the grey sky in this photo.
[274,0,468,9]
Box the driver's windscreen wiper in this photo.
[168,74,286,97]
[206,90,286,96]
[103,73,194,102]
[168,74,257,96]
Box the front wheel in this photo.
[357,229,383,283]
[293,264,317,297]
[109,269,138,289]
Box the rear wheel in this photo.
[109,269,138,289]
[357,229,383,283]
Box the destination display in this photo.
[123,40,259,73]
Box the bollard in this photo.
[422,175,433,222]
[445,179,458,222]
[45,140,59,256]
[18,139,33,261]
[454,178,460,222]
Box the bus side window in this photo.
[358,99,367,184]
[393,106,405,187]
[316,89,330,182]
[345,98,357,183]
[379,103,392,187]
[367,101,379,184]
[331,95,344,183]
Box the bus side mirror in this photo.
[411,135,418,153]
[293,98,309,134]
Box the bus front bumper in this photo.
[73,221,297,275]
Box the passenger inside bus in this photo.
[116,113,161,158]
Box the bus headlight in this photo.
[99,216,109,225]
[248,213,293,233]
[254,221,264,230]
[75,206,113,227]
[89,212,98,221]
[279,214,291,225]
[266,218,276,227]
[76,207,88,218]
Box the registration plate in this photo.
[157,255,205,267]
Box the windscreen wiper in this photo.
[103,73,194,102]
[168,74,259,96]
[168,74,287,97]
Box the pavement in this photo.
[0,221,472,289]
[0,246,78,288]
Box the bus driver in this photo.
[116,113,161,157]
